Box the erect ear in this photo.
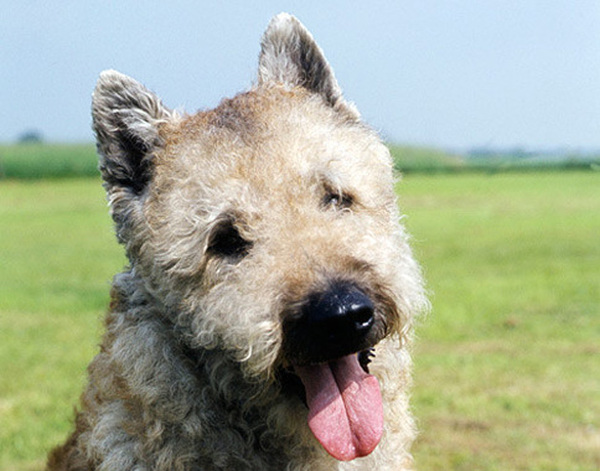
[258,13,359,118]
[92,70,172,196]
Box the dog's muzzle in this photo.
[279,281,384,461]
[283,282,377,366]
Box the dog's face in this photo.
[93,14,426,462]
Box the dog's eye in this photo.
[323,191,353,210]
[207,220,252,260]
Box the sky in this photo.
[2,1,600,150]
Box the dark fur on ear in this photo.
[92,70,172,195]
[258,13,359,118]
[92,70,173,246]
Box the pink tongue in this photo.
[295,355,383,461]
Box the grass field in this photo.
[399,173,600,470]
[1,170,599,470]
[2,143,598,180]
[0,144,98,180]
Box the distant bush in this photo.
[390,144,600,174]
[389,145,465,173]
[17,130,44,144]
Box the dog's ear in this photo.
[258,13,359,118]
[92,70,173,246]
[92,70,172,196]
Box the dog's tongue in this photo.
[295,355,383,461]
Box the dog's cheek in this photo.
[183,266,285,378]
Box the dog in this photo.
[47,13,427,470]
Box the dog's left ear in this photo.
[258,13,359,118]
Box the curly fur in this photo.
[47,13,427,471]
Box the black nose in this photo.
[283,282,378,365]
[304,283,375,340]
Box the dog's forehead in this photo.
[153,86,394,218]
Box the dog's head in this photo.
[93,13,427,461]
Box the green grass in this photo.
[1,143,598,182]
[0,179,125,470]
[390,144,600,174]
[0,144,98,180]
[389,144,466,173]
[1,173,599,470]
[400,173,600,470]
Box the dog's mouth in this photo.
[279,348,383,461]
[278,280,395,461]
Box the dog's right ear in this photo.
[92,70,172,196]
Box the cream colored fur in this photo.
[47,13,427,471]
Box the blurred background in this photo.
[1,2,599,470]
[2,0,600,151]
